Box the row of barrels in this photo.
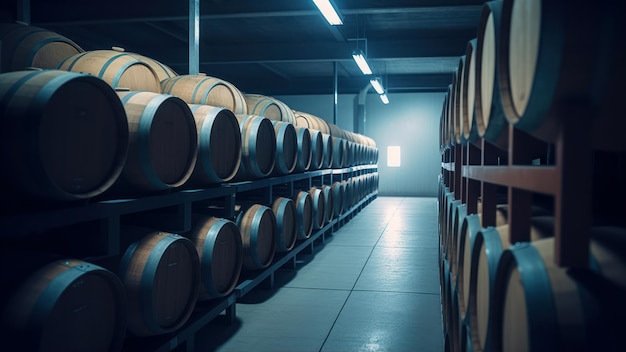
[440,0,626,152]
[438,179,626,352]
[0,174,378,351]
[0,68,377,207]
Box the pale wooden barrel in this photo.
[460,38,480,143]
[469,219,553,351]
[332,137,346,168]
[294,190,313,240]
[309,187,326,230]
[475,1,509,149]
[58,49,161,92]
[294,126,312,172]
[453,56,466,145]
[0,258,127,352]
[120,231,200,336]
[236,204,277,270]
[161,74,247,115]
[446,83,455,147]
[0,23,84,72]
[189,216,243,300]
[308,129,325,171]
[0,70,128,202]
[457,213,482,325]
[123,50,178,82]
[272,197,297,252]
[322,133,334,168]
[499,0,626,149]
[491,227,626,351]
[293,110,330,134]
[244,94,296,124]
[272,121,298,176]
[112,91,198,192]
[187,104,242,185]
[321,184,334,224]
[235,114,277,180]
[331,181,344,217]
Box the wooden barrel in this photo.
[0,23,84,72]
[448,203,468,290]
[0,258,127,352]
[235,114,277,180]
[468,219,553,351]
[342,179,352,211]
[0,70,128,202]
[331,181,344,217]
[120,231,200,336]
[498,0,626,149]
[475,1,509,149]
[123,50,178,82]
[293,110,330,134]
[294,126,312,172]
[235,204,277,270]
[112,91,198,192]
[187,104,242,185]
[309,187,326,230]
[491,227,626,351]
[308,129,324,171]
[244,94,296,124]
[446,83,455,147]
[321,184,334,224]
[454,56,466,145]
[272,121,298,176]
[332,137,346,168]
[189,216,243,300]
[272,197,297,252]
[456,213,482,326]
[161,74,247,115]
[294,190,314,240]
[58,49,161,92]
[322,133,334,169]
[445,199,462,261]
[460,38,480,143]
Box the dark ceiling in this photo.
[2,0,484,95]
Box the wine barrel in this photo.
[244,94,296,124]
[189,216,243,300]
[0,258,127,352]
[491,227,626,351]
[0,70,128,202]
[456,213,482,326]
[475,1,508,149]
[321,184,334,224]
[294,191,314,240]
[272,121,298,176]
[187,104,242,185]
[309,187,326,230]
[322,133,334,169]
[120,231,200,336]
[123,50,178,82]
[308,129,324,171]
[112,91,198,192]
[454,56,466,145]
[272,197,297,252]
[460,38,480,143]
[332,137,346,168]
[58,49,161,92]
[498,0,626,149]
[294,126,312,172]
[446,83,455,147]
[161,74,247,115]
[331,181,344,217]
[293,110,330,134]
[236,204,277,270]
[468,219,553,351]
[235,114,277,180]
[0,23,84,72]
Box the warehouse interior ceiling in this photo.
[3,0,484,95]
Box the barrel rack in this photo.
[0,165,378,352]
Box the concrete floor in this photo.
[197,196,443,352]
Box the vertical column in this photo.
[333,61,338,125]
[18,0,30,24]
[189,0,200,75]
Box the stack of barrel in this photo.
[0,21,379,351]
[439,1,626,351]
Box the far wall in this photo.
[276,92,444,197]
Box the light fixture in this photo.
[370,77,384,94]
[352,49,372,75]
[312,0,343,25]
[380,93,389,104]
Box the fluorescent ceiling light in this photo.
[380,93,390,104]
[352,50,372,75]
[312,0,343,25]
[370,77,384,94]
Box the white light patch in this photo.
[387,146,401,167]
